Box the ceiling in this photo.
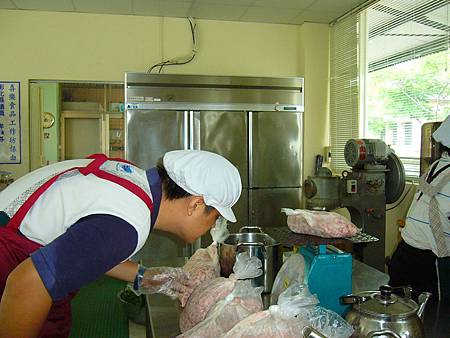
[0,0,370,25]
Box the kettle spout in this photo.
[417,292,432,321]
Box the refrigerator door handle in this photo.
[248,111,253,187]
[191,110,201,150]
[183,110,189,150]
[189,110,202,254]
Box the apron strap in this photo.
[6,154,153,231]
[418,171,450,257]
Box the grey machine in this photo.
[124,73,304,263]
[304,139,406,271]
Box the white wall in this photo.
[1,9,330,178]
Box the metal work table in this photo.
[141,256,186,338]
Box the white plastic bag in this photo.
[210,217,230,244]
[220,282,319,338]
[296,306,354,338]
[179,253,262,333]
[220,305,312,338]
[278,283,353,338]
[177,280,263,338]
[271,253,306,305]
[282,208,360,238]
[277,283,319,311]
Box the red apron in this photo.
[0,154,153,337]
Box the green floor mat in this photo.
[70,276,129,338]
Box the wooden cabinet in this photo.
[59,82,125,160]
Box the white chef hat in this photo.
[433,114,450,148]
[163,150,242,222]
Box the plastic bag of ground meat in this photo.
[220,304,312,338]
[179,253,262,333]
[221,283,330,338]
[177,280,263,338]
[179,218,229,307]
[179,244,220,307]
[281,208,360,238]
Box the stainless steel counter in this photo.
[142,256,186,338]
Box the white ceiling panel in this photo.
[189,3,247,21]
[241,6,300,24]
[308,0,357,12]
[193,0,254,5]
[12,0,74,11]
[252,0,315,10]
[290,13,305,25]
[73,0,133,15]
[134,0,192,17]
[293,9,342,24]
[0,0,373,25]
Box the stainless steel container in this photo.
[219,226,282,293]
[340,285,431,338]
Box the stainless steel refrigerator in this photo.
[125,73,303,261]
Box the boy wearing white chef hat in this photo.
[0,149,241,337]
[389,115,450,302]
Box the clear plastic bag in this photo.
[221,305,312,338]
[210,217,230,244]
[296,306,354,338]
[271,253,306,305]
[277,283,319,313]
[278,283,353,338]
[281,208,360,238]
[179,253,262,333]
[177,280,263,338]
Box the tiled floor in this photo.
[129,321,146,338]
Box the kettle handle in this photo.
[239,226,263,233]
[340,295,368,305]
[302,326,327,338]
[367,329,402,338]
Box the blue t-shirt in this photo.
[30,167,162,301]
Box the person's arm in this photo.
[105,260,139,283]
[0,258,52,338]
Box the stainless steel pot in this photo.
[340,285,431,338]
[219,226,282,293]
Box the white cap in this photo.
[163,150,242,222]
[433,114,450,148]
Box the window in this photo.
[404,122,412,145]
[364,0,449,176]
[329,0,449,177]
[329,15,360,171]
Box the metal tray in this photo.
[262,226,379,247]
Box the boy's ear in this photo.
[187,196,205,215]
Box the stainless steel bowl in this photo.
[219,226,282,293]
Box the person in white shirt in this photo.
[0,150,242,338]
[389,115,450,301]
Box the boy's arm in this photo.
[0,258,52,338]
